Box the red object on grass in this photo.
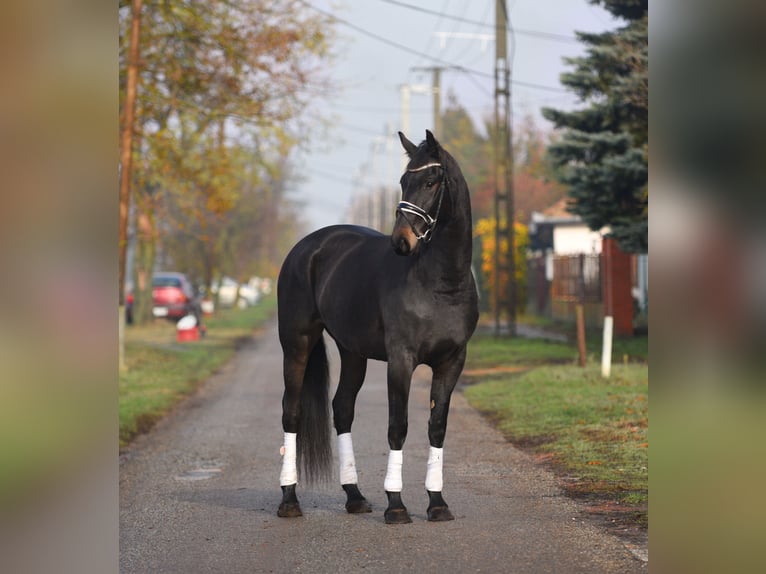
[176,326,200,342]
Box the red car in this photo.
[152,272,201,321]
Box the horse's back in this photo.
[279,225,386,284]
[278,225,394,358]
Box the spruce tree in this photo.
[542,0,648,253]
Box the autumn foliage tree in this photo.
[439,95,565,311]
[119,0,333,323]
[474,218,529,311]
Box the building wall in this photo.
[552,224,602,255]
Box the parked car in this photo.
[212,276,239,308]
[152,272,201,321]
[238,278,261,307]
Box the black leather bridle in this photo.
[396,162,447,243]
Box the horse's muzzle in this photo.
[391,223,417,256]
[392,235,411,256]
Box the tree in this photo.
[542,0,648,253]
[440,94,567,223]
[474,218,529,311]
[439,96,567,313]
[439,95,494,219]
[511,113,568,223]
[119,0,334,323]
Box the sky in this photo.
[294,0,617,232]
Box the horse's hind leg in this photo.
[277,330,321,518]
[332,347,372,513]
[424,346,467,522]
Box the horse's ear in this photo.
[425,130,442,160]
[398,131,417,157]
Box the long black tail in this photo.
[297,335,332,484]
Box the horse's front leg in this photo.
[383,354,415,524]
[425,346,467,522]
[332,347,372,514]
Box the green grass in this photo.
[463,363,648,507]
[119,295,276,448]
[474,315,648,365]
[601,334,648,363]
[466,335,577,370]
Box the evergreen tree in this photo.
[543,0,648,253]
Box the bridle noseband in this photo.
[396,162,447,243]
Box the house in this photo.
[528,198,603,257]
[527,199,647,335]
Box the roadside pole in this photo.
[601,315,614,377]
[576,304,587,367]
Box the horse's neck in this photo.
[418,197,473,287]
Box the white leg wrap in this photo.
[424,446,444,492]
[384,449,403,492]
[279,432,298,486]
[337,433,358,485]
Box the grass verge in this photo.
[475,314,648,364]
[119,295,276,449]
[466,334,577,369]
[463,332,648,533]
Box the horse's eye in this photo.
[425,179,435,188]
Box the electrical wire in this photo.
[378,0,578,43]
[300,1,568,93]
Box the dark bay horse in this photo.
[277,130,478,524]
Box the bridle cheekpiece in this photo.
[396,162,446,243]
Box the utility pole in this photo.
[411,66,444,137]
[119,0,143,371]
[399,83,429,172]
[433,67,441,137]
[494,0,516,336]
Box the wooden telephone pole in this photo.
[494,0,516,336]
[119,0,143,370]
[410,66,443,137]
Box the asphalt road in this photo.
[120,320,647,573]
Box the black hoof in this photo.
[384,491,412,524]
[427,505,454,521]
[277,501,303,518]
[346,499,373,513]
[384,507,413,524]
[277,484,302,518]
[342,484,372,514]
[427,490,455,522]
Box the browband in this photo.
[406,162,443,173]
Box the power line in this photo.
[448,0,493,66]
[306,167,354,186]
[300,1,568,94]
[328,102,431,114]
[378,0,578,43]
[339,122,386,137]
[416,0,450,68]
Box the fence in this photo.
[527,251,647,330]
[527,252,603,327]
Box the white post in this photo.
[601,316,614,378]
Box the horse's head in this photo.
[391,130,447,256]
